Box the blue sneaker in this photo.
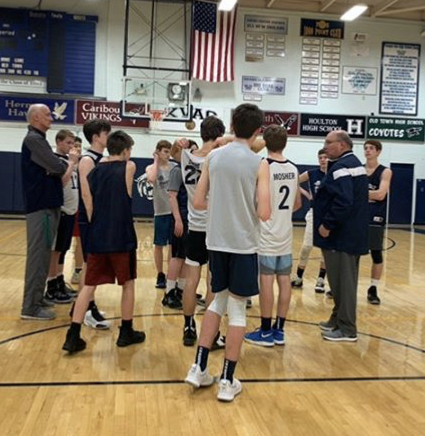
[273,328,285,345]
[244,328,274,347]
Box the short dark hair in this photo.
[318,148,327,156]
[200,116,225,142]
[232,104,264,139]
[83,119,112,144]
[263,124,287,152]
[156,140,172,151]
[55,129,74,142]
[364,139,382,151]
[107,130,134,155]
[74,137,82,144]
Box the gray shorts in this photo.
[369,226,384,251]
[259,254,292,276]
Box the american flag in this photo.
[192,0,237,82]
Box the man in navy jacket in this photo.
[21,104,77,320]
[313,130,369,342]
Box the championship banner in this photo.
[300,19,344,40]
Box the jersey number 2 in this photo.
[279,185,290,210]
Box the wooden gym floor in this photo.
[0,219,424,435]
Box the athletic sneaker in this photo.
[273,328,285,345]
[162,289,183,309]
[64,283,78,298]
[45,289,73,304]
[185,364,214,388]
[244,328,274,347]
[211,334,226,351]
[156,272,166,289]
[246,298,252,309]
[217,378,242,402]
[71,270,82,285]
[322,328,357,342]
[318,320,336,332]
[21,307,56,321]
[41,297,55,308]
[315,277,326,293]
[196,297,206,307]
[291,277,303,288]
[183,326,197,346]
[116,327,146,347]
[325,290,334,299]
[84,309,111,330]
[367,286,381,305]
[62,331,87,354]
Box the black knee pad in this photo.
[371,250,383,264]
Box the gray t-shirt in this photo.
[181,149,208,232]
[206,141,262,253]
[152,162,175,216]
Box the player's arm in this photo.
[369,168,392,201]
[214,135,265,153]
[126,160,137,197]
[169,191,183,237]
[61,149,79,186]
[299,186,312,201]
[299,171,310,183]
[193,156,210,210]
[145,153,159,183]
[293,184,302,212]
[79,156,95,220]
[256,159,271,221]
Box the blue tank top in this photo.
[307,168,326,207]
[78,149,103,223]
[88,161,137,253]
[368,164,388,226]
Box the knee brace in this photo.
[299,245,313,268]
[207,290,228,317]
[371,250,383,264]
[227,295,247,327]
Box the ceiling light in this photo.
[218,0,237,12]
[340,4,368,21]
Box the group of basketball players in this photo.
[20,102,391,403]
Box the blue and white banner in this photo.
[0,95,75,124]
[242,76,286,95]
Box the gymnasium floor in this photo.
[0,219,424,435]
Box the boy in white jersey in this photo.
[245,125,301,347]
[180,116,225,346]
[185,104,271,402]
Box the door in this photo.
[388,163,414,225]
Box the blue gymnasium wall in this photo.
[0,152,311,220]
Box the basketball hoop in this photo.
[149,109,167,131]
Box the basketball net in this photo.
[149,109,167,131]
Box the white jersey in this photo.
[56,154,78,215]
[259,158,299,256]
[181,149,208,232]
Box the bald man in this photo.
[21,104,77,320]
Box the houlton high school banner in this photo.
[300,113,366,139]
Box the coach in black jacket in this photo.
[313,130,369,342]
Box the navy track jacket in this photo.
[313,151,369,256]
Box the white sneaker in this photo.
[314,277,326,293]
[83,310,111,330]
[185,364,214,388]
[217,378,242,402]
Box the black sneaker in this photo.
[175,286,183,301]
[57,278,78,298]
[162,289,183,309]
[211,332,226,351]
[291,277,303,288]
[91,303,107,321]
[183,326,197,346]
[45,289,73,304]
[156,272,166,289]
[116,327,146,347]
[65,283,78,297]
[367,286,381,305]
[325,290,334,299]
[62,331,86,354]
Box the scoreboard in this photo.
[0,7,98,95]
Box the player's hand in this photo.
[174,219,184,237]
[319,224,330,238]
[177,138,190,149]
[68,149,79,164]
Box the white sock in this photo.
[166,279,176,294]
[177,278,186,290]
[371,279,380,287]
